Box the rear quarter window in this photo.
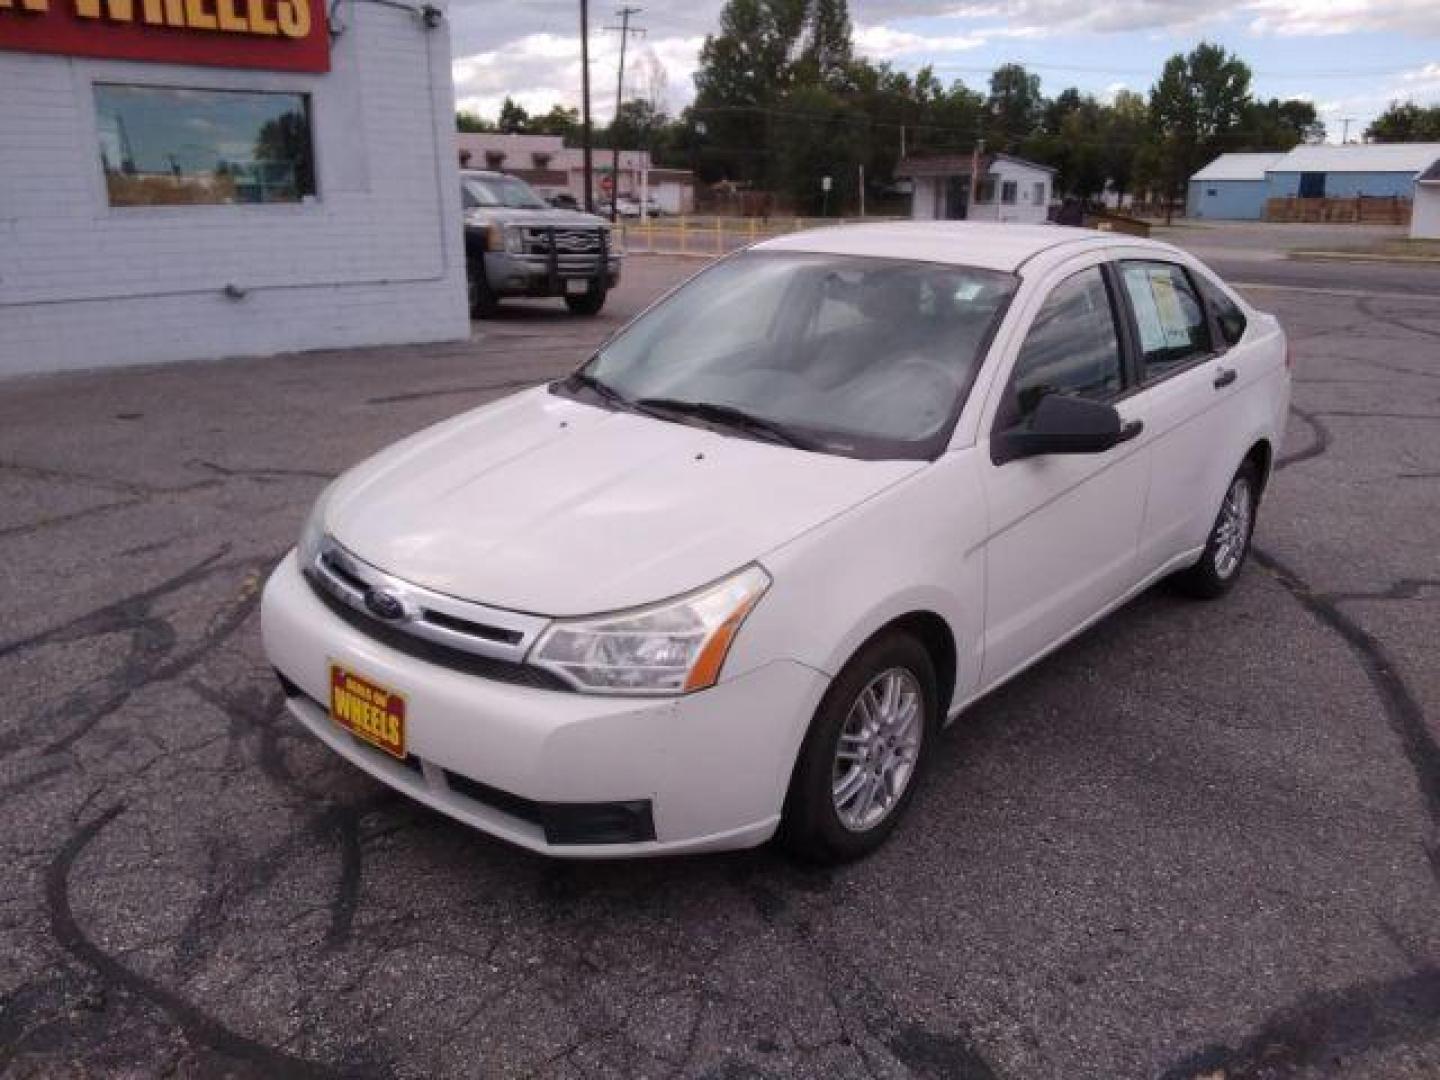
[1199,277,1248,347]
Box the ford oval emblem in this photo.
[364,589,406,621]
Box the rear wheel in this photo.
[780,631,937,864]
[564,284,607,316]
[467,258,499,319]
[1171,460,1260,599]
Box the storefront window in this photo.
[95,84,316,207]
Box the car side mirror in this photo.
[992,393,1142,465]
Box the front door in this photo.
[945,175,970,220]
[979,263,1149,688]
[1298,172,1326,198]
[1111,260,1240,572]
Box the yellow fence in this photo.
[619,216,899,257]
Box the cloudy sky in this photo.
[449,0,1440,141]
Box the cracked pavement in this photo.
[1,250,1439,1079]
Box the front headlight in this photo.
[528,566,770,695]
[485,222,526,254]
[297,481,338,568]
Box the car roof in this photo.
[753,222,1173,274]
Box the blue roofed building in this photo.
[1264,142,1440,200]
[1187,153,1284,220]
[1188,143,1440,222]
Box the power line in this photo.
[602,5,646,221]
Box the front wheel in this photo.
[1171,461,1260,599]
[564,285,607,316]
[779,632,938,864]
[467,258,499,319]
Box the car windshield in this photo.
[462,175,548,210]
[565,251,1017,459]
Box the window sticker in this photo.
[1122,266,1167,353]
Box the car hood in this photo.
[470,207,609,230]
[326,387,922,616]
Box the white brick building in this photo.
[0,0,469,377]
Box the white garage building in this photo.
[0,0,469,377]
[1414,159,1440,240]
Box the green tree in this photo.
[497,96,530,134]
[772,82,864,213]
[985,64,1044,151]
[1366,101,1440,142]
[530,104,580,140]
[604,99,668,151]
[692,0,805,182]
[1103,89,1148,203]
[1241,98,1324,149]
[1148,42,1252,215]
[456,111,496,133]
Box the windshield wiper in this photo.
[558,370,632,410]
[634,397,818,451]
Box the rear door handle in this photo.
[1213,367,1237,389]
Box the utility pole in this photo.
[1340,117,1355,144]
[580,0,594,213]
[603,6,645,222]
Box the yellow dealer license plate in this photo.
[329,663,406,759]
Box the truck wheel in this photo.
[467,258,499,319]
[564,286,607,316]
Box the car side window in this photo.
[1198,276,1247,347]
[1008,267,1123,421]
[1118,261,1212,380]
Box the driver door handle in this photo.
[1214,367,1238,389]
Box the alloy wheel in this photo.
[832,667,925,832]
[1213,476,1253,580]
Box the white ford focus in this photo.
[262,223,1290,863]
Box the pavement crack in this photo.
[1253,547,1440,838]
[1159,965,1440,1080]
[45,803,344,1078]
[1275,405,1330,471]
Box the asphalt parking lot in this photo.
[2,241,1439,1079]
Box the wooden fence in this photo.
[1265,196,1412,225]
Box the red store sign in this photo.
[0,0,329,72]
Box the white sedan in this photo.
[261,223,1290,863]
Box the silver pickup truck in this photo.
[461,170,621,318]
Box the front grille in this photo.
[306,573,571,691]
[524,227,602,255]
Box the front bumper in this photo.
[484,251,622,299]
[260,552,827,858]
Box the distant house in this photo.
[1187,153,1285,220]
[898,153,1055,224]
[455,132,695,214]
[1414,159,1440,240]
[1188,143,1440,221]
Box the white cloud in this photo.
[1245,0,1440,37]
[853,24,984,58]
[452,33,704,122]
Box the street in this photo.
[2,243,1439,1079]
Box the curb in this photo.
[1289,250,1440,266]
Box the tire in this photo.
[467,258,499,319]
[564,286,607,316]
[1171,460,1260,599]
[779,631,938,864]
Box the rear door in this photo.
[977,257,1150,688]
[1111,259,1249,573]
